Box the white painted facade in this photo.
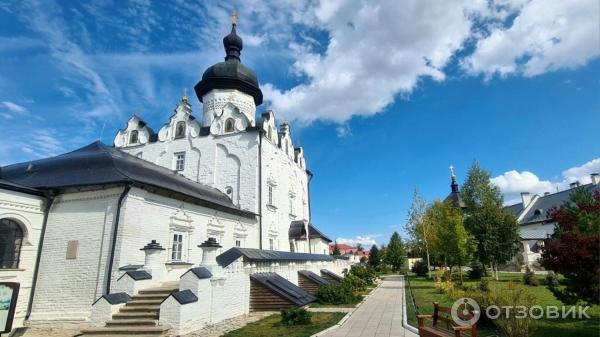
[0,187,45,330]
[114,88,318,253]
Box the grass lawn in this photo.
[405,272,600,337]
[222,312,346,337]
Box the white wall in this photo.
[111,187,258,287]
[28,187,123,323]
[0,188,45,331]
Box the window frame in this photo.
[0,219,24,269]
[174,152,186,171]
[170,232,185,262]
[129,130,139,144]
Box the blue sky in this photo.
[1,0,599,246]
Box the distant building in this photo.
[505,174,600,269]
[329,243,370,262]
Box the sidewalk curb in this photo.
[400,275,419,335]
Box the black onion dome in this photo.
[195,24,263,106]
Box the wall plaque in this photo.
[0,282,19,333]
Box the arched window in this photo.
[129,130,139,144]
[267,126,273,140]
[175,121,186,139]
[224,118,235,133]
[0,219,23,269]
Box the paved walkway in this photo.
[319,275,418,337]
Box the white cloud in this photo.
[492,158,600,204]
[462,0,600,78]
[263,0,599,124]
[336,234,382,247]
[1,101,28,115]
[335,124,351,138]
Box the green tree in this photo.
[368,245,381,270]
[332,241,341,256]
[405,189,433,278]
[425,199,475,281]
[385,232,406,272]
[356,243,364,252]
[461,161,520,280]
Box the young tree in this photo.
[405,189,433,277]
[426,200,475,281]
[541,188,600,304]
[332,242,341,256]
[461,161,520,280]
[368,244,381,270]
[385,232,406,272]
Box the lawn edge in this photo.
[401,275,420,335]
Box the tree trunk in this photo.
[495,262,499,281]
[458,265,463,282]
[426,250,432,279]
[490,263,495,279]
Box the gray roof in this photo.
[183,267,212,279]
[168,290,198,305]
[94,292,131,305]
[509,183,599,225]
[520,228,551,240]
[0,178,43,196]
[1,141,255,218]
[298,270,329,286]
[216,247,333,268]
[118,270,152,281]
[321,269,344,282]
[289,221,333,243]
[250,272,316,306]
[505,202,524,216]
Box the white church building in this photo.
[0,20,345,335]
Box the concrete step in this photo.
[106,319,158,327]
[132,294,168,300]
[138,288,177,295]
[126,299,163,306]
[119,305,160,312]
[80,325,169,335]
[112,312,159,320]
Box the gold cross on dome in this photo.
[182,88,188,101]
[449,165,456,178]
[230,10,239,26]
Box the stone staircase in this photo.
[80,284,178,336]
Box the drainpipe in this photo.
[258,130,263,250]
[105,184,131,294]
[25,191,55,319]
[307,171,314,254]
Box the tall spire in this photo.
[449,165,459,193]
[223,10,243,61]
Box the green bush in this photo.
[523,266,539,286]
[545,271,559,288]
[479,277,490,292]
[346,265,377,285]
[315,282,361,305]
[411,260,429,277]
[468,261,486,280]
[343,274,368,292]
[487,282,537,337]
[280,307,312,326]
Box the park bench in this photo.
[417,302,478,337]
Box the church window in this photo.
[268,185,274,205]
[289,196,295,216]
[224,118,235,133]
[0,219,23,269]
[269,238,274,250]
[174,152,185,171]
[171,232,184,261]
[129,130,139,144]
[175,121,186,139]
[235,239,242,247]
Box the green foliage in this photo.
[343,274,368,292]
[461,161,520,278]
[523,266,539,286]
[479,277,490,292]
[425,200,475,280]
[385,232,406,272]
[468,261,486,279]
[280,307,312,326]
[368,245,381,270]
[332,242,341,256]
[545,271,559,288]
[315,282,361,305]
[487,283,537,337]
[347,264,377,285]
[411,260,429,277]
